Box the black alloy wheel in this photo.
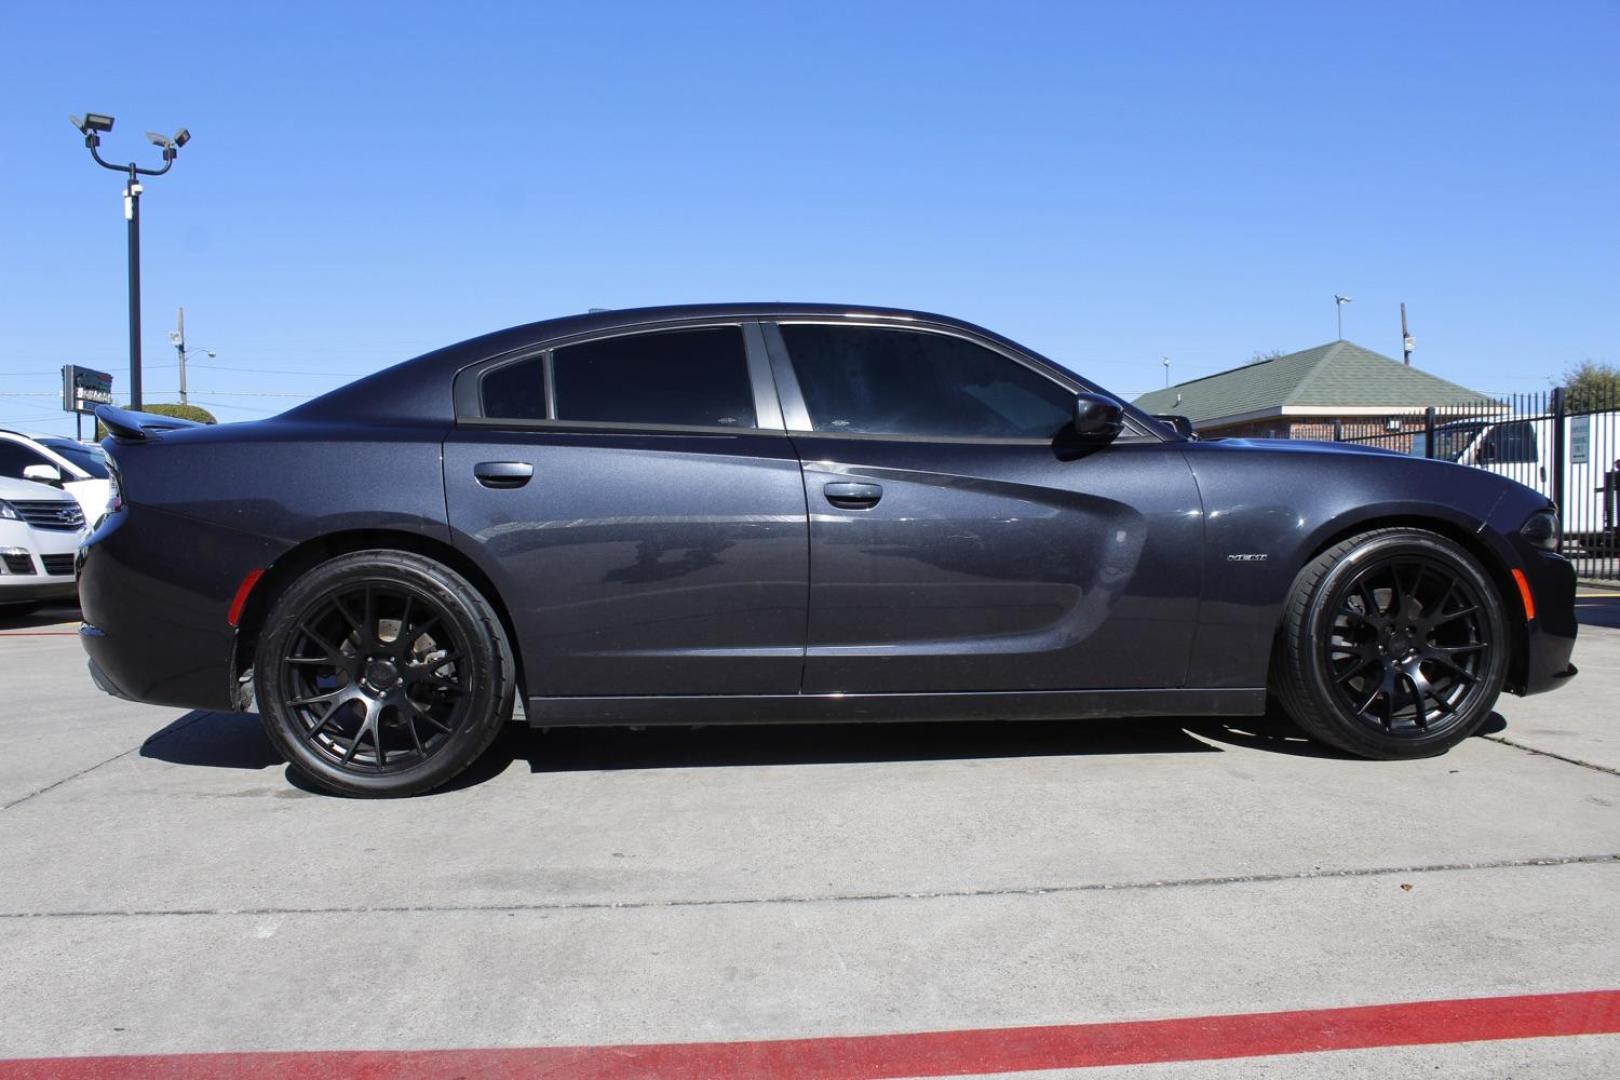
[1324,554,1493,736]
[1274,528,1509,759]
[280,582,470,772]
[256,550,514,796]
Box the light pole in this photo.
[1334,294,1353,340]
[71,113,191,412]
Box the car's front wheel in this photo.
[255,550,514,796]
[1273,528,1509,759]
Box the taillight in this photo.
[104,462,123,515]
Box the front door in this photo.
[767,321,1203,694]
[444,323,808,697]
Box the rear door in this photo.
[443,321,809,697]
[765,321,1202,694]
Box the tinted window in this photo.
[481,356,547,421]
[552,327,756,429]
[38,438,108,478]
[1486,421,1538,464]
[0,440,54,479]
[1427,423,1484,462]
[780,325,1075,438]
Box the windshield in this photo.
[1409,423,1484,463]
[37,437,110,478]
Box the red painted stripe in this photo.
[0,990,1615,1079]
[0,631,78,637]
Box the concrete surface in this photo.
[0,602,1615,1076]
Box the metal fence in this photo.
[1333,386,1620,581]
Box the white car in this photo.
[0,431,113,526]
[0,475,88,613]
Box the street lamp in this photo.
[71,112,191,411]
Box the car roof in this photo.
[412,302,1010,368]
[282,302,1077,426]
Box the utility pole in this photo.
[1400,302,1414,366]
[175,306,187,405]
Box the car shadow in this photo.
[140,711,287,771]
[1183,709,1508,757]
[137,708,1515,797]
[0,603,81,631]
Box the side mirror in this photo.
[1154,414,1196,439]
[1073,392,1125,441]
[22,464,62,487]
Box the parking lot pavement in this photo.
[1575,583,1620,629]
[0,607,1615,1076]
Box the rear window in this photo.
[38,439,109,478]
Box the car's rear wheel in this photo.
[255,550,514,796]
[1273,528,1509,758]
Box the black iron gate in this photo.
[1334,386,1620,580]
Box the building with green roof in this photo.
[1132,340,1497,440]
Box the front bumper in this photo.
[1512,548,1578,696]
[0,519,85,606]
[0,579,79,605]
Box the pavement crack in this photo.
[0,853,1613,921]
[1480,734,1620,778]
[0,713,212,812]
[0,747,139,812]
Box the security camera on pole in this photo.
[70,112,191,412]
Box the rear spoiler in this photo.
[95,404,206,442]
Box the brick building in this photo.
[1133,340,1494,441]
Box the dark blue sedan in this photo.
[79,304,1577,795]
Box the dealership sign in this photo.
[61,365,115,415]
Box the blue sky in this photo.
[2,1,1616,437]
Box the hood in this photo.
[0,475,79,501]
[1200,437,1406,458]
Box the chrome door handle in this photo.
[823,481,882,509]
[474,461,533,489]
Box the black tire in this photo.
[1272,528,1509,759]
[255,550,515,796]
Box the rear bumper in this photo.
[77,505,277,711]
[82,634,132,700]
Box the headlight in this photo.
[0,500,20,521]
[1520,509,1559,551]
